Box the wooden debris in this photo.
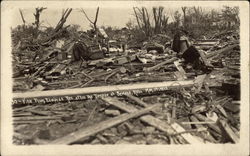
[207,44,239,58]
[49,103,161,144]
[14,116,62,121]
[104,67,126,82]
[102,97,204,144]
[14,80,194,100]
[170,122,205,144]
[87,104,97,121]
[190,115,217,143]
[104,109,121,116]
[11,14,241,146]
[174,60,187,79]
[223,102,240,113]
[181,121,215,125]
[143,57,178,72]
[194,74,207,94]
[218,119,239,143]
[28,110,51,116]
[194,114,222,135]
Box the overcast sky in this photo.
[11,2,228,31]
[13,8,136,30]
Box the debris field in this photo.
[12,7,240,145]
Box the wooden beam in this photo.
[194,114,222,135]
[207,44,239,58]
[49,103,161,144]
[13,80,194,99]
[19,9,26,25]
[125,94,149,107]
[102,97,204,144]
[143,57,178,72]
[125,94,164,115]
[219,119,239,143]
[102,97,184,142]
[190,116,217,143]
[14,116,61,121]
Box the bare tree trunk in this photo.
[182,7,187,27]
[144,7,151,37]
[162,15,168,33]
[133,7,149,37]
[80,7,100,34]
[133,7,142,29]
[19,9,26,25]
[32,7,47,38]
[33,7,47,29]
[43,8,72,43]
[153,7,165,34]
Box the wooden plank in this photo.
[190,116,217,143]
[194,114,222,135]
[14,80,194,99]
[102,97,185,143]
[102,97,204,144]
[49,103,161,144]
[174,60,187,79]
[216,105,228,118]
[13,120,53,124]
[125,94,150,107]
[13,112,32,117]
[143,57,178,72]
[198,50,213,67]
[14,116,61,121]
[207,44,239,58]
[170,122,205,144]
[181,121,215,125]
[219,119,239,143]
[194,74,207,94]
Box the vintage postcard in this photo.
[1,1,249,156]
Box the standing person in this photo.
[172,28,190,54]
[72,40,89,62]
[172,30,181,53]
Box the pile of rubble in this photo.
[13,90,240,145]
[12,27,240,145]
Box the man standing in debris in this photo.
[72,28,109,62]
[172,28,191,54]
[172,29,181,53]
[172,28,213,73]
[72,39,89,62]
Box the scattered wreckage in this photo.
[12,20,240,145]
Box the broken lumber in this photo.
[198,50,213,67]
[143,57,178,72]
[125,94,149,107]
[174,60,187,79]
[194,114,222,135]
[49,103,161,144]
[207,44,239,58]
[219,119,239,143]
[14,116,62,121]
[190,116,217,143]
[125,94,163,115]
[13,80,194,101]
[170,122,207,143]
[102,97,204,144]
[102,97,186,143]
[194,74,207,94]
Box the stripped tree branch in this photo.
[19,9,26,25]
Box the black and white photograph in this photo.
[1,1,249,155]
